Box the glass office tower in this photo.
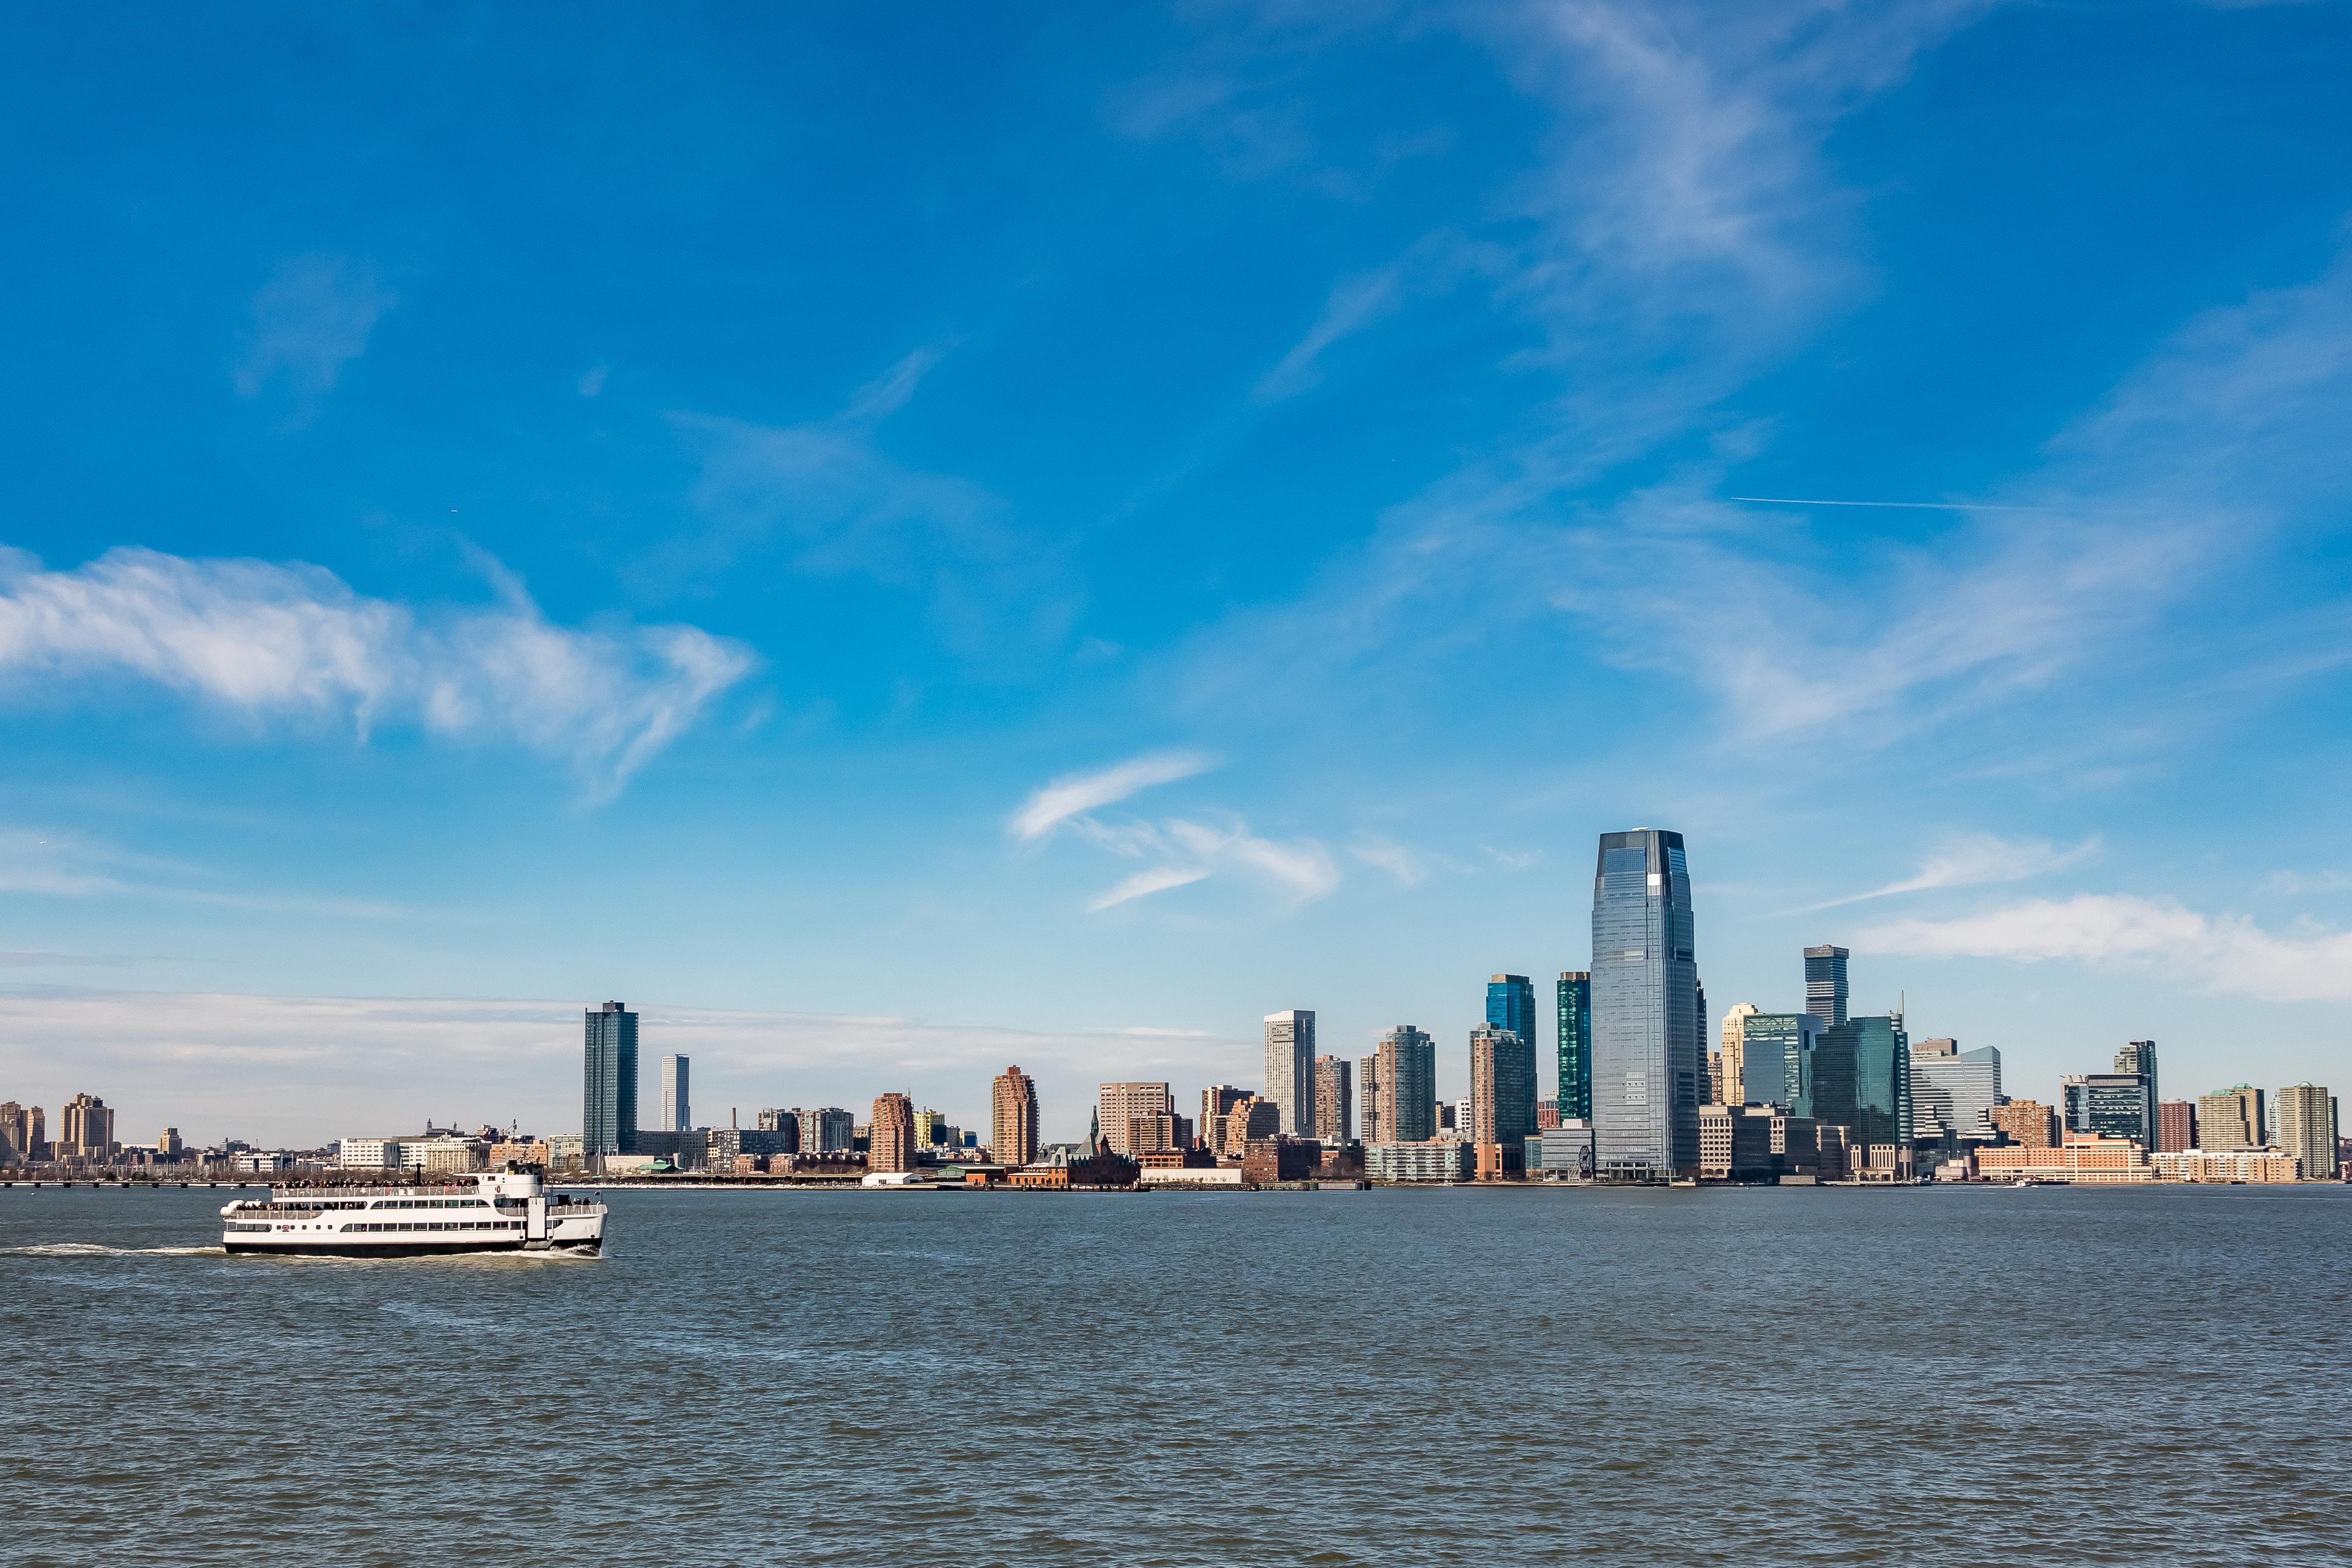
[1590,829,1702,1181]
[584,1001,639,1157]
[2063,1074,2153,1145]
[1804,945,1849,1027]
[1737,1012,1820,1112]
[1556,972,1591,1122]
[1487,975,1537,1063]
[2112,1040,2158,1144]
[1813,1012,1911,1147]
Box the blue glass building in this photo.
[1556,971,1591,1122]
[1487,973,1536,1059]
[1737,1012,1820,1112]
[1589,829,1702,1181]
[584,1000,639,1157]
[1812,1012,1911,1148]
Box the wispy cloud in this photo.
[1805,834,2102,910]
[0,547,754,799]
[1088,865,1212,912]
[1046,809,1337,914]
[1863,893,2352,1004]
[1010,751,1217,841]
[233,255,394,403]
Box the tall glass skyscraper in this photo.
[2112,1040,2158,1144]
[1556,972,1591,1122]
[1737,1012,1820,1113]
[1487,974,1536,1060]
[1804,946,1849,1026]
[661,1053,691,1133]
[1813,1012,1911,1148]
[584,1001,639,1157]
[1263,1010,1316,1137]
[1590,829,1702,1181]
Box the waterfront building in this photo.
[2156,1100,2196,1154]
[157,1127,183,1157]
[912,1108,948,1147]
[1698,1105,1778,1181]
[338,1138,406,1169]
[547,1133,585,1170]
[1372,1026,1436,1142]
[991,1066,1040,1167]
[1537,1098,1559,1130]
[1097,1082,1173,1157]
[1804,944,1849,1027]
[2064,1074,2153,1145]
[757,1106,794,1133]
[800,1106,856,1156]
[0,1102,39,1163]
[2275,1084,2339,1180]
[1556,972,1592,1122]
[1219,1096,1281,1157]
[1988,1098,2059,1149]
[1523,1121,1595,1179]
[1487,974,1537,1062]
[870,1092,916,1174]
[1975,1133,2153,1184]
[1241,1137,1321,1185]
[1366,1140,1474,1184]
[2113,1041,2159,1139]
[58,1092,115,1161]
[1201,1085,1247,1152]
[1468,1025,1536,1168]
[1356,1056,1381,1147]
[1590,829,1703,1181]
[1812,1013,1911,1148]
[1738,1013,1820,1111]
[2150,1148,2300,1184]
[1313,1055,1352,1143]
[1912,1043,2002,1142]
[661,1054,691,1134]
[1264,1010,1316,1137]
[1125,1111,1191,1154]
[2197,1085,2265,1150]
[583,1001,639,1158]
[1720,1004,1760,1106]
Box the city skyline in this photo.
[4,7,2352,1145]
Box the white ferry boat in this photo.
[220,1167,607,1257]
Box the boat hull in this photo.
[224,1239,601,1258]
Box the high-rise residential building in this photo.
[2064,1074,2154,1146]
[1591,829,1703,1181]
[1125,1112,1191,1154]
[2275,1085,2337,1180]
[2155,1100,2196,1154]
[157,1127,183,1157]
[1,1101,44,1162]
[2197,1085,2265,1151]
[1556,973,1592,1122]
[2113,1041,2159,1136]
[1468,1026,1538,1164]
[661,1054,692,1133]
[799,1106,855,1155]
[1264,1010,1316,1136]
[1804,945,1849,1028]
[1988,1098,2059,1149]
[1705,1048,1727,1106]
[1097,1083,1172,1157]
[1372,1026,1436,1142]
[912,1108,952,1148]
[1736,1012,1819,1110]
[583,1001,639,1158]
[1201,1085,1247,1153]
[1219,1096,1281,1156]
[58,1092,114,1160]
[870,1092,916,1174]
[1357,1054,1382,1146]
[1813,1014,1911,1149]
[992,1066,1040,1167]
[1719,1003,1759,1105]
[1313,1056,1353,1143]
[1487,975,1537,1061]
[1911,1043,2002,1142]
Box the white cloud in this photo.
[1350,832,1433,885]
[1165,819,1340,904]
[0,547,754,799]
[1087,865,1212,912]
[1863,893,2352,1003]
[233,255,394,401]
[1807,833,2101,909]
[1010,751,1217,840]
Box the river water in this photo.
[3,1182,2347,1565]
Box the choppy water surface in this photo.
[4,1184,2348,1565]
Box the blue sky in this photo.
[4,2,2350,1145]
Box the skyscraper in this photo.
[1372,1026,1436,1142]
[992,1065,1040,1167]
[1590,829,1702,1181]
[1737,1013,1820,1111]
[2197,1085,2265,1150]
[1097,1082,1173,1156]
[1201,1085,1247,1152]
[2064,1074,2154,1146]
[58,1092,114,1161]
[1468,1026,1537,1164]
[2113,1040,2158,1143]
[1487,975,1536,1060]
[1556,972,1592,1122]
[583,1001,639,1158]
[2275,1084,2337,1180]
[1804,946,1849,1027]
[1264,1010,1316,1136]
[1814,1012,1911,1148]
[1910,1043,2002,1142]
[2155,1100,2196,1153]
[1357,1054,1382,1146]
[661,1054,692,1133]
[1719,1003,1760,1105]
[1313,1056,1353,1142]
[870,1092,916,1174]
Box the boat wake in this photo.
[0,1242,225,1257]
